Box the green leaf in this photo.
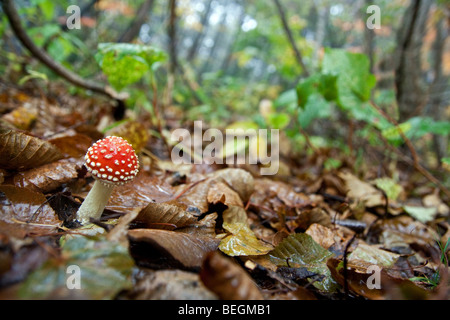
[19,235,134,299]
[267,233,338,292]
[266,113,290,129]
[382,117,450,145]
[297,93,332,129]
[274,88,297,109]
[296,73,337,109]
[95,43,167,91]
[374,177,403,201]
[18,69,48,85]
[322,48,376,105]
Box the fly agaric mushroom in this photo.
[75,136,139,224]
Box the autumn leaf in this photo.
[200,251,264,300]
[0,185,62,238]
[267,233,338,292]
[128,229,220,268]
[0,129,63,170]
[219,206,273,256]
[134,200,199,229]
[12,159,82,193]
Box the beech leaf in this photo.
[12,159,81,193]
[219,206,273,256]
[0,185,61,238]
[134,200,199,229]
[267,233,338,292]
[200,251,264,300]
[128,229,219,268]
[0,129,63,170]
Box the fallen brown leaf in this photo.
[0,129,63,171]
[0,185,62,238]
[12,159,82,193]
[48,133,93,158]
[200,251,264,300]
[128,228,220,268]
[134,200,199,229]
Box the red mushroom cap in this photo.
[84,136,139,185]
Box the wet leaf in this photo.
[104,172,174,213]
[12,159,82,193]
[128,229,219,268]
[267,233,338,292]
[200,251,264,300]
[134,200,199,229]
[18,235,134,299]
[219,206,273,256]
[0,129,63,170]
[48,133,93,158]
[0,185,61,238]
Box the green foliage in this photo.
[286,48,450,152]
[382,117,450,146]
[265,113,290,129]
[95,43,167,91]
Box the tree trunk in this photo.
[118,0,155,43]
[198,5,229,81]
[313,0,328,70]
[221,5,246,73]
[394,0,432,121]
[427,18,449,165]
[186,0,213,63]
[363,0,375,73]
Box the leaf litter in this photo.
[0,87,448,301]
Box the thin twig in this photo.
[377,131,450,199]
[173,178,207,200]
[370,101,450,199]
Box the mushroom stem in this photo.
[76,180,114,224]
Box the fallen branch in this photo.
[1,0,125,101]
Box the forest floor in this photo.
[0,82,449,300]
